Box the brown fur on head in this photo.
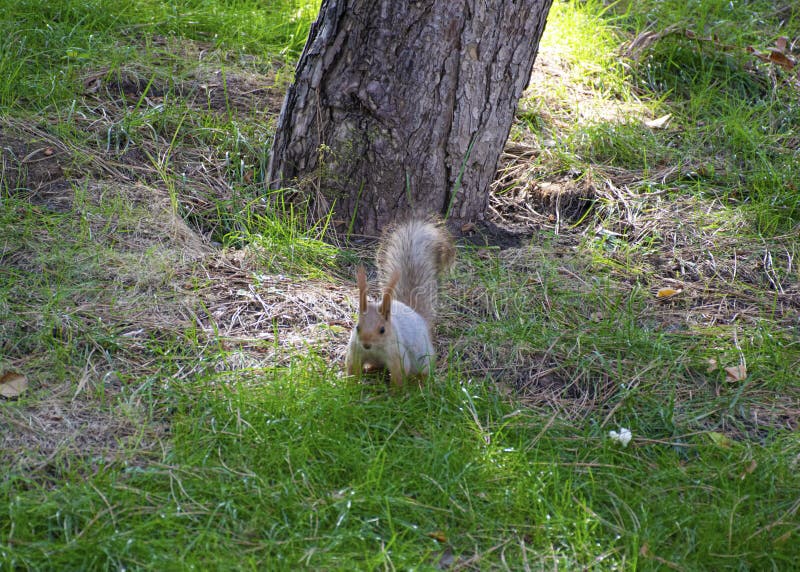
[355,266,395,349]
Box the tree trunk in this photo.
[267,0,553,236]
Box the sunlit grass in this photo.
[0,0,320,110]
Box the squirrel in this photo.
[345,219,455,386]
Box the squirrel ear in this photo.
[356,266,368,312]
[381,271,399,319]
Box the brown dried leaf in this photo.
[775,36,789,52]
[0,371,28,398]
[706,358,718,373]
[724,364,747,382]
[768,49,795,70]
[427,530,448,543]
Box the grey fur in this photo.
[376,219,455,328]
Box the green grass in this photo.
[0,0,319,109]
[4,360,798,569]
[2,0,800,570]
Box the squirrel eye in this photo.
[379,327,385,334]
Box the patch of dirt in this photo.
[85,65,286,117]
[452,339,616,418]
[185,68,287,114]
[85,34,289,114]
[459,219,527,249]
[1,128,73,209]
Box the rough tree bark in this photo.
[267,0,553,236]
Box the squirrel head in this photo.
[355,265,398,349]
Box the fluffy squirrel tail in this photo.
[376,219,455,327]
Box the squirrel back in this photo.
[376,219,454,328]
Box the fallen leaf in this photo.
[0,372,28,398]
[43,147,54,156]
[706,358,718,373]
[656,287,681,298]
[724,364,747,382]
[775,36,789,52]
[460,222,475,233]
[740,459,757,480]
[428,530,448,543]
[645,113,672,129]
[768,49,796,70]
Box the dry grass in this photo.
[1,389,165,474]
[197,248,352,366]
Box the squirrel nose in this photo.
[363,343,372,350]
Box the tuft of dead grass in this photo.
[196,247,353,367]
